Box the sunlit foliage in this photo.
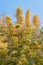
[0,7,43,65]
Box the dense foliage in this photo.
[0,7,43,65]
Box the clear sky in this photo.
[0,0,43,26]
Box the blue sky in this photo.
[0,0,43,26]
